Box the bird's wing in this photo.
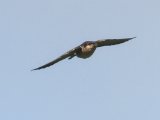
[32,46,80,70]
[96,37,135,47]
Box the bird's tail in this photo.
[68,55,75,60]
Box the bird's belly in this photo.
[77,47,96,59]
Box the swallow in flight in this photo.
[32,37,135,70]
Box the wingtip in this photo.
[31,65,48,71]
[130,37,136,39]
[31,68,40,71]
[31,69,36,71]
[125,37,136,41]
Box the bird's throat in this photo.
[77,45,96,58]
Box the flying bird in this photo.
[32,37,135,70]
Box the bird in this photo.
[32,37,135,71]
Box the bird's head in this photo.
[81,41,96,47]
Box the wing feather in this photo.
[32,46,80,70]
[96,37,135,47]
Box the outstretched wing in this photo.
[32,46,80,70]
[96,37,135,47]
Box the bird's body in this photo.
[77,41,97,58]
[32,37,135,70]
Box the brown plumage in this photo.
[32,37,135,70]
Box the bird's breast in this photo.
[77,45,96,58]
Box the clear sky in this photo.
[0,0,160,120]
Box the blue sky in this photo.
[0,0,160,120]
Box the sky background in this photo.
[0,0,160,120]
